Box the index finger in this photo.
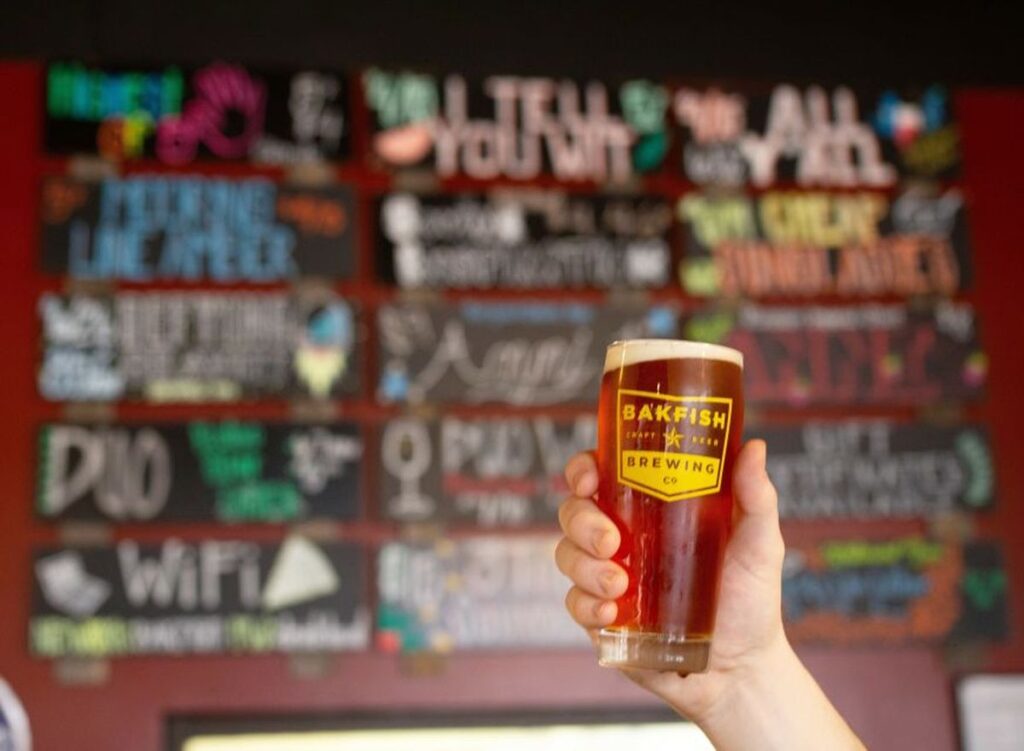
[558,496,620,559]
[564,450,598,498]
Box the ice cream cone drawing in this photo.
[294,302,355,398]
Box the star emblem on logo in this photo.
[663,425,682,449]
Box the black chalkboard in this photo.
[40,176,357,282]
[378,533,1005,653]
[685,303,986,406]
[362,69,669,181]
[44,61,349,164]
[679,187,972,298]
[375,191,673,290]
[673,83,960,186]
[753,421,995,519]
[30,538,368,657]
[950,543,1010,642]
[376,301,679,406]
[378,415,595,527]
[38,292,361,402]
[37,422,363,523]
[783,537,1006,645]
[376,536,586,653]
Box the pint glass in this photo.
[596,339,744,673]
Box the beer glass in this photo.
[596,339,744,673]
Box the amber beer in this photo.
[596,339,744,673]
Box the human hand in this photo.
[554,439,788,724]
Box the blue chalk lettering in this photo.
[70,223,151,281]
[460,303,596,325]
[161,233,204,280]
[783,566,930,621]
[101,227,148,281]
[141,74,163,118]
[79,176,302,282]
[160,179,192,232]
[100,73,133,118]
[70,70,95,120]
[207,228,236,281]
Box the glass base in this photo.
[597,629,711,674]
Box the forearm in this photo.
[695,640,865,751]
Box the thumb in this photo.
[729,440,785,572]
[733,440,777,518]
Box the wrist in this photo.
[691,634,799,733]
[693,636,864,751]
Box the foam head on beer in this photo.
[604,338,744,371]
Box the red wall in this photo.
[2,62,1023,751]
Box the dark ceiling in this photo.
[0,1,1021,86]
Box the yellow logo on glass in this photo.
[617,388,733,502]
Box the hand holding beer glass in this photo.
[557,338,865,749]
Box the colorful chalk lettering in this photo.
[364,69,666,181]
[376,536,586,653]
[673,83,960,186]
[783,537,1006,645]
[377,533,1004,653]
[30,538,368,657]
[45,62,348,164]
[678,188,971,298]
[40,176,356,282]
[751,421,994,518]
[377,191,672,289]
[37,422,363,523]
[38,292,360,402]
[378,415,596,527]
[377,301,678,406]
[685,304,986,406]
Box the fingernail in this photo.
[570,469,587,494]
[596,601,614,623]
[599,569,622,596]
[591,529,611,556]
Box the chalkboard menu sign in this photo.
[753,421,994,519]
[45,62,349,164]
[26,61,1001,672]
[363,69,667,181]
[678,187,971,298]
[783,537,1006,645]
[376,191,672,290]
[30,537,369,657]
[685,303,986,406]
[361,72,959,186]
[40,176,357,282]
[378,415,595,527]
[38,292,360,402]
[672,83,959,186]
[37,422,363,523]
[376,536,586,653]
[377,301,678,405]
